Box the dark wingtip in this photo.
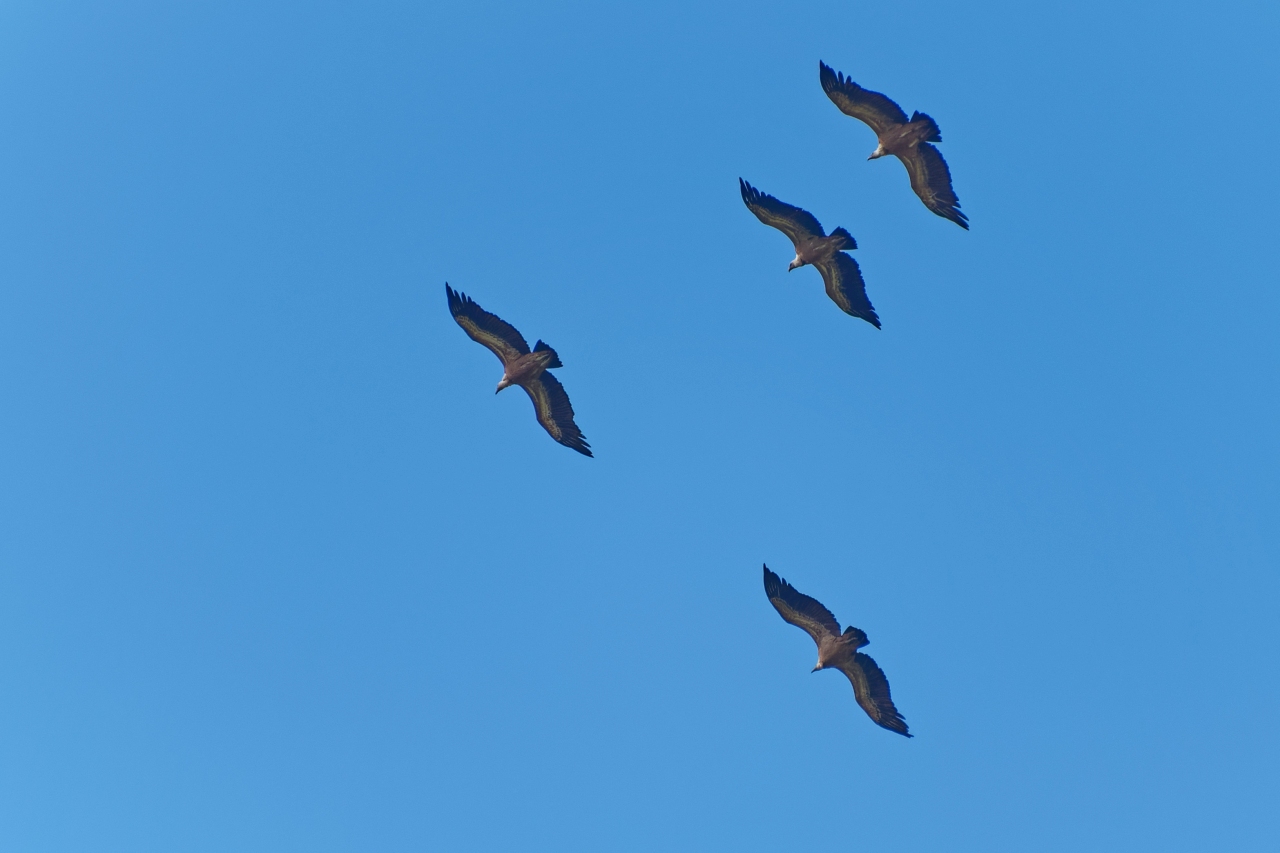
[944,208,970,230]
[763,564,780,592]
[562,432,593,457]
[445,282,464,314]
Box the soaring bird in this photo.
[739,179,880,329]
[819,61,967,230]
[763,565,911,737]
[446,284,591,457]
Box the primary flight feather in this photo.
[739,179,880,329]
[446,284,592,457]
[819,61,968,230]
[763,565,911,737]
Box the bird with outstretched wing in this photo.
[764,565,911,737]
[447,284,591,457]
[819,61,967,230]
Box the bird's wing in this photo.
[835,652,912,737]
[763,565,841,647]
[521,371,592,456]
[813,252,881,329]
[819,62,909,137]
[899,143,968,229]
[740,179,825,246]
[446,284,531,365]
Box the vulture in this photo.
[446,284,592,457]
[739,178,880,329]
[819,61,968,230]
[763,565,911,737]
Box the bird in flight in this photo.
[739,179,880,329]
[446,284,592,456]
[819,61,967,230]
[763,565,911,736]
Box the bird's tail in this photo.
[829,227,857,251]
[533,340,563,368]
[910,111,942,143]
[842,625,870,649]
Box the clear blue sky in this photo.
[1,1,1277,850]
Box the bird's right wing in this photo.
[740,179,825,246]
[813,252,880,329]
[447,284,531,365]
[835,652,912,737]
[900,143,968,229]
[819,62,909,137]
[521,370,592,457]
[763,565,841,647]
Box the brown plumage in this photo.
[763,565,911,737]
[446,284,591,457]
[819,61,967,230]
[739,179,880,329]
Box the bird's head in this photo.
[867,145,886,161]
[811,661,824,673]
[787,256,803,272]
[495,378,513,394]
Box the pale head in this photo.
[868,144,887,160]
[495,377,513,394]
[788,255,804,272]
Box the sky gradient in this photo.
[1,2,1278,850]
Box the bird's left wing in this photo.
[813,252,880,329]
[740,179,825,246]
[819,62,909,137]
[447,284,531,365]
[764,565,842,647]
[899,143,968,229]
[521,371,592,457]
[835,652,911,737]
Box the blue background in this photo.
[1,1,1277,850]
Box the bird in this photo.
[739,178,880,329]
[763,565,911,737]
[819,60,968,230]
[446,284,592,457]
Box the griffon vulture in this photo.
[763,565,911,737]
[739,179,880,329]
[446,284,591,457]
[819,61,968,230]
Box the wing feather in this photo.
[899,143,968,229]
[763,565,841,647]
[819,62,909,137]
[836,652,912,737]
[813,253,880,329]
[740,179,825,246]
[522,371,592,457]
[446,284,531,365]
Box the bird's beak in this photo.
[811,665,821,673]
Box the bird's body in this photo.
[791,231,854,270]
[763,565,911,737]
[739,178,880,329]
[495,348,560,392]
[819,61,968,230]
[446,284,592,457]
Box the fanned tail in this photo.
[829,226,857,251]
[910,111,942,143]
[533,340,562,368]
